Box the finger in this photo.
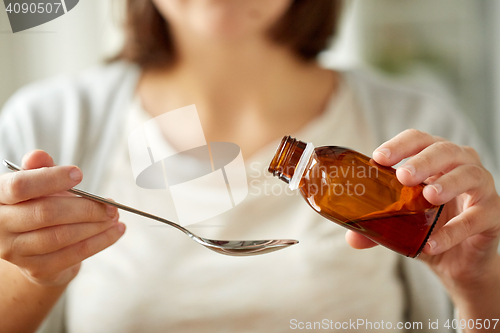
[345,230,378,249]
[12,217,119,256]
[3,196,118,232]
[373,129,444,166]
[21,150,55,170]
[20,150,77,198]
[422,205,491,255]
[422,164,493,206]
[396,142,482,186]
[0,165,83,204]
[21,222,126,281]
[423,173,444,185]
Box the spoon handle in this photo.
[2,159,192,235]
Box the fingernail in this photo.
[69,168,83,182]
[375,148,391,159]
[429,183,443,194]
[117,223,126,234]
[399,164,416,177]
[107,205,117,217]
[427,239,437,251]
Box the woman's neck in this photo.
[137,35,338,158]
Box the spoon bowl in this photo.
[194,238,298,256]
[3,159,298,256]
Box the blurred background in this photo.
[1,0,499,164]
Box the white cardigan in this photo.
[0,61,495,332]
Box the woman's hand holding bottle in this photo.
[347,129,500,327]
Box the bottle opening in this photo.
[268,136,291,178]
[268,136,309,185]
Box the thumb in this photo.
[20,150,78,198]
[345,230,378,249]
[22,150,55,170]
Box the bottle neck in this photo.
[268,136,314,190]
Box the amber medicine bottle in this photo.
[268,136,443,258]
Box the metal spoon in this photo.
[3,159,298,256]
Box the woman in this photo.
[0,1,499,332]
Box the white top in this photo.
[1,61,495,332]
[64,79,409,332]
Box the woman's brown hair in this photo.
[114,0,343,69]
